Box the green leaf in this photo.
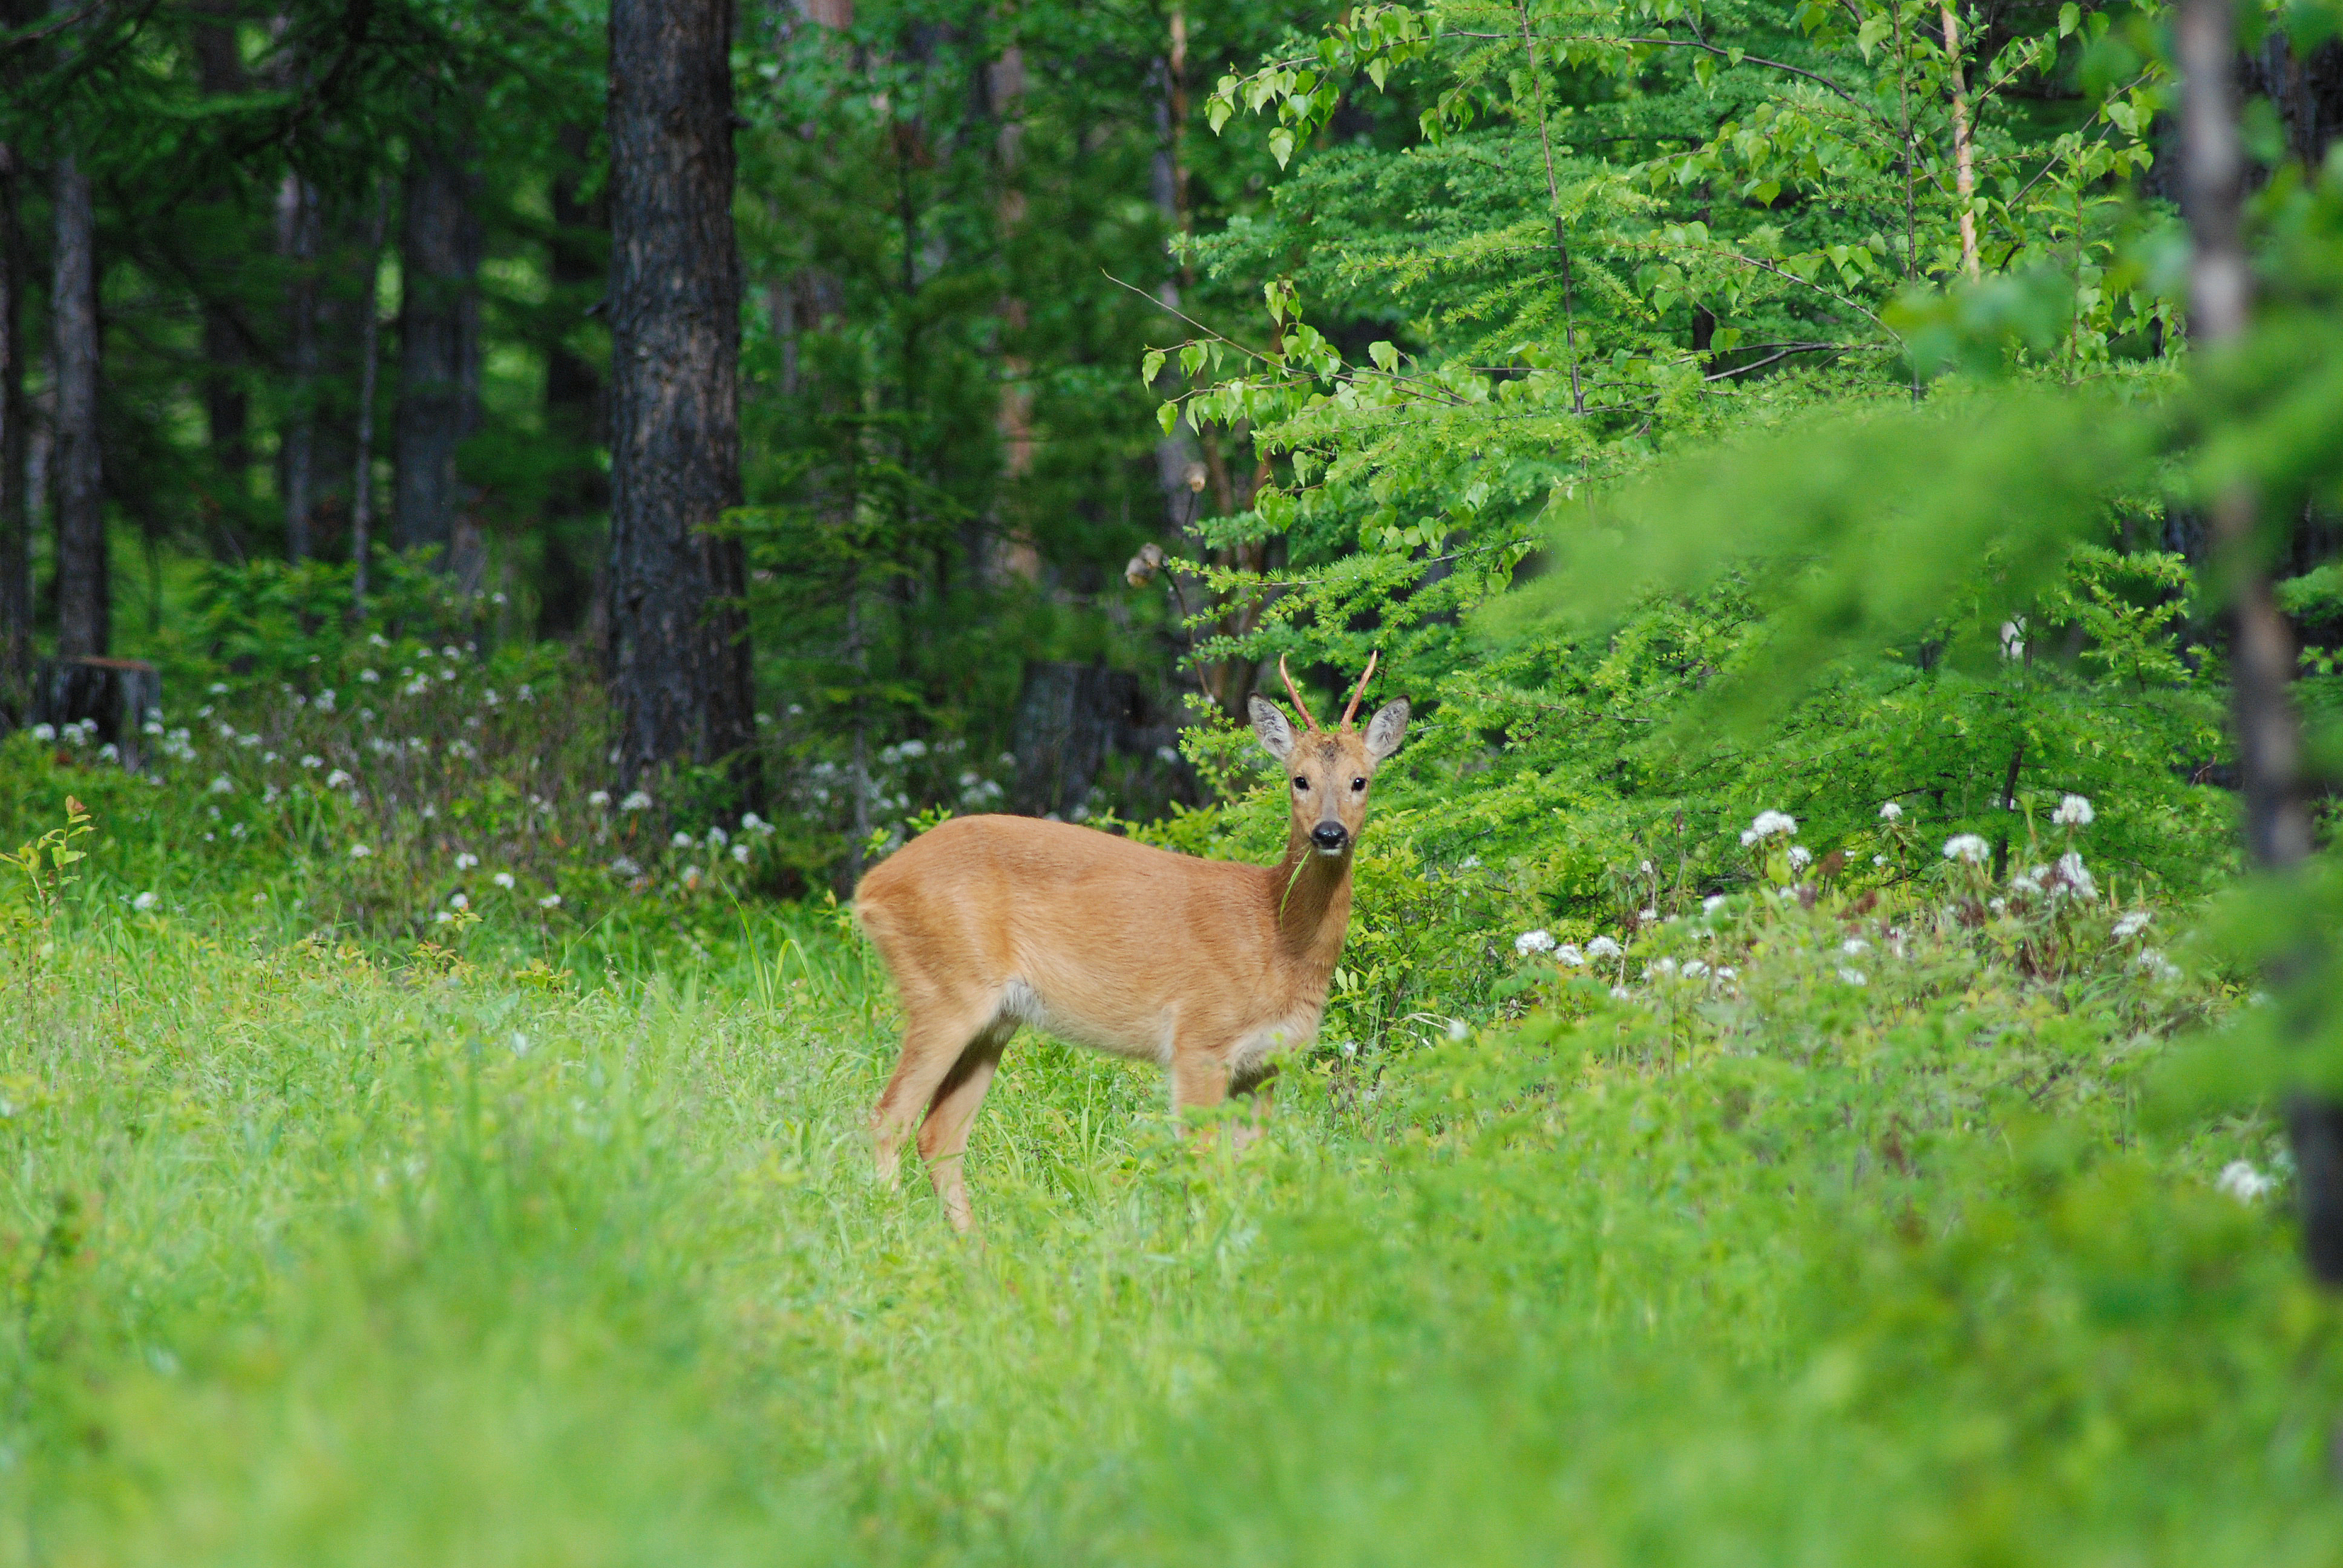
[1141,348,1166,387]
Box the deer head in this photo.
[1247,654,1409,858]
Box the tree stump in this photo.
[1009,661,1194,821]
[30,656,162,771]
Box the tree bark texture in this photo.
[2180,0,2331,1279]
[192,4,251,527]
[0,137,27,696]
[32,655,157,768]
[2179,0,2313,871]
[1008,661,1194,821]
[278,173,320,561]
[394,137,481,562]
[351,183,388,604]
[606,0,759,799]
[541,121,606,638]
[1939,4,1979,279]
[53,150,106,658]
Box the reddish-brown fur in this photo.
[854,668,1407,1229]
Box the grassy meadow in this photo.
[4,740,2342,1567]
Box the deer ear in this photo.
[1248,694,1297,763]
[1363,698,1409,762]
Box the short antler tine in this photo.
[1278,653,1319,731]
[1341,650,1379,728]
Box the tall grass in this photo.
[5,831,2341,1567]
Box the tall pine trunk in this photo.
[393,136,480,566]
[0,136,25,693]
[277,173,320,561]
[52,149,105,658]
[193,4,250,537]
[605,0,758,802]
[541,121,606,639]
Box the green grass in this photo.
[5,877,2342,1566]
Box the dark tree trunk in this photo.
[52,149,105,658]
[2180,0,2332,1279]
[351,183,387,605]
[2180,0,2313,870]
[193,5,251,527]
[541,121,606,639]
[2242,31,2343,169]
[0,137,27,699]
[33,655,157,766]
[393,135,481,564]
[605,0,758,801]
[278,173,320,561]
[1009,660,1194,820]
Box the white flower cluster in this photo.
[2052,851,2095,900]
[2217,1160,2275,1203]
[1941,834,1990,865]
[2051,793,2094,828]
[1740,810,1797,847]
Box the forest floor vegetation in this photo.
[4,748,2341,1566]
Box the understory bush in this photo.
[1,805,2332,1567]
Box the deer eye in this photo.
[1351,777,1366,792]
[1293,776,1309,791]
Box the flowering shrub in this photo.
[0,642,791,938]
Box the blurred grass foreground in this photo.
[4,726,2342,1568]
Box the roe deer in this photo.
[854,656,1408,1229]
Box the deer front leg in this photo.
[1170,1046,1231,1151]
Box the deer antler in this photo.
[1278,653,1320,731]
[1341,650,1379,728]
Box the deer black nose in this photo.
[1311,823,1349,852]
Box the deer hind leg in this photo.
[917,1024,1011,1233]
[873,996,997,1189]
[1230,1062,1279,1152]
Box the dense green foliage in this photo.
[8,0,2343,1557]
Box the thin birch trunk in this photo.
[1939,4,1979,279]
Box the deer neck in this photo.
[1270,829,1356,980]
